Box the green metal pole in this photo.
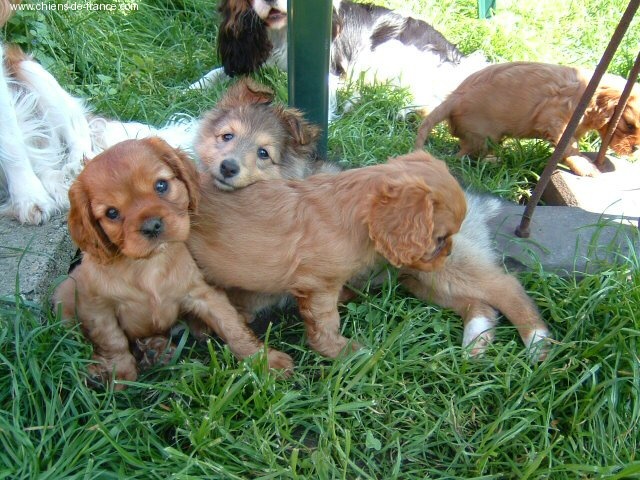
[478,0,496,18]
[287,0,332,156]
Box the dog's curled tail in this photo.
[414,98,453,150]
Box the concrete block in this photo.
[0,214,75,306]
[488,203,639,274]
[542,155,640,218]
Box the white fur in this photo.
[0,43,85,224]
[90,116,198,155]
[463,316,496,356]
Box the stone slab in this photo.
[542,154,640,218]
[0,214,75,307]
[489,203,639,274]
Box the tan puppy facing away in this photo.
[415,61,640,176]
[189,151,467,360]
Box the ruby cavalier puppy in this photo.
[189,150,467,359]
[53,138,293,389]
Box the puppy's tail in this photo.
[414,98,453,150]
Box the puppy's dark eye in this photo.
[625,120,636,133]
[437,235,447,244]
[257,148,270,160]
[221,133,234,142]
[155,179,169,194]
[105,207,119,220]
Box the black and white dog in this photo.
[190,0,489,117]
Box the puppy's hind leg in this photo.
[401,272,498,356]
[17,57,94,169]
[482,271,551,361]
[183,282,294,373]
[0,47,55,224]
[296,289,361,358]
[456,133,489,159]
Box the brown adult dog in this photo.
[415,61,640,176]
[53,138,293,389]
[189,151,466,359]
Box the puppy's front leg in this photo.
[554,135,601,177]
[296,289,361,358]
[79,301,138,390]
[183,283,294,372]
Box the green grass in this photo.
[2,0,640,478]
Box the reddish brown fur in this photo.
[189,150,466,358]
[53,138,292,389]
[0,0,19,28]
[415,61,640,177]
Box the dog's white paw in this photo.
[39,171,70,209]
[8,181,57,225]
[463,316,496,356]
[524,328,552,362]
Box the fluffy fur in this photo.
[195,78,340,190]
[400,192,550,356]
[191,0,488,116]
[415,61,640,176]
[53,138,293,389]
[191,84,551,358]
[189,150,467,359]
[0,38,95,224]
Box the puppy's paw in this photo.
[133,336,177,370]
[565,155,601,177]
[266,348,295,375]
[524,328,552,362]
[311,335,361,359]
[87,354,138,391]
[463,316,496,357]
[10,195,56,225]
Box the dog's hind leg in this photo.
[16,56,94,172]
[401,273,498,356]
[0,45,56,224]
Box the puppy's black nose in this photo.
[220,159,240,178]
[141,217,164,239]
[632,145,639,153]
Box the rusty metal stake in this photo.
[595,49,640,167]
[515,0,639,238]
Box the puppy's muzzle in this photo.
[141,217,164,239]
[220,159,240,179]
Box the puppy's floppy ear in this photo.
[591,86,623,125]
[277,105,322,150]
[367,177,436,267]
[145,137,200,213]
[331,6,343,40]
[217,0,272,76]
[219,77,275,109]
[68,180,118,264]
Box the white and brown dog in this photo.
[0,0,97,224]
[190,0,489,118]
